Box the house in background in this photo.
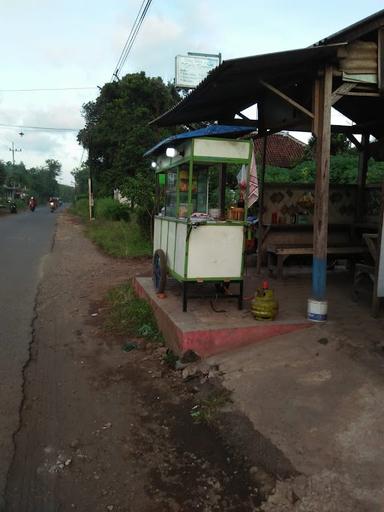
[253,132,306,168]
[2,184,27,201]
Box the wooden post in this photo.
[88,147,95,221]
[355,133,369,222]
[378,28,384,93]
[312,65,332,301]
[256,134,268,274]
[372,183,384,317]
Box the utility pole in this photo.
[9,142,22,166]
[88,149,95,221]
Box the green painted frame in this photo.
[154,136,252,285]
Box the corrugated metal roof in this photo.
[144,124,255,157]
[314,9,384,46]
[151,45,342,127]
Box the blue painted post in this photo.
[312,65,333,303]
[312,257,327,301]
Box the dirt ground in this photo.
[4,213,272,512]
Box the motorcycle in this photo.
[8,200,17,214]
[29,198,36,212]
[49,200,56,213]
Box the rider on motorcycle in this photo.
[29,197,37,211]
[49,197,56,212]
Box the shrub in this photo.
[75,193,88,201]
[15,198,26,210]
[71,198,89,219]
[95,197,130,222]
[86,220,151,258]
[136,206,152,239]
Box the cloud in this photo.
[110,1,222,81]
[21,131,61,154]
[20,105,84,131]
[0,102,84,184]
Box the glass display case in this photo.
[152,136,252,311]
[164,171,177,217]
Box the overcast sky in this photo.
[0,0,382,185]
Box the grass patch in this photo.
[95,197,130,222]
[104,282,163,343]
[70,198,152,258]
[86,219,152,258]
[69,198,89,220]
[191,389,232,424]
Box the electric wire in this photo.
[111,0,150,80]
[111,0,147,81]
[118,0,152,73]
[0,123,81,132]
[78,147,86,167]
[0,87,97,93]
[111,0,153,81]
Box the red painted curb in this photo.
[133,277,311,357]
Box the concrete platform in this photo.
[134,268,317,356]
[134,259,381,357]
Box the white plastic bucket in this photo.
[209,208,221,219]
[307,298,328,322]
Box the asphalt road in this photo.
[0,206,57,507]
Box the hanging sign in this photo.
[175,52,221,89]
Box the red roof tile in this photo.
[254,132,306,168]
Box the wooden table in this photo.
[268,243,368,278]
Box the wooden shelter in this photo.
[152,9,384,314]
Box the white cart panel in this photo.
[187,225,243,279]
[194,139,250,160]
[167,221,176,269]
[160,219,169,254]
[175,222,187,277]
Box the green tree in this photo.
[304,134,353,159]
[58,183,75,202]
[120,170,155,238]
[77,72,180,198]
[0,161,6,187]
[265,153,384,185]
[72,163,89,196]
[367,159,384,183]
[27,159,61,201]
[5,161,29,188]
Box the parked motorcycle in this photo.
[8,200,17,214]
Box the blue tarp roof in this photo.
[144,124,255,157]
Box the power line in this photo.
[111,0,153,81]
[0,123,81,132]
[112,0,147,81]
[78,147,86,167]
[119,0,152,72]
[0,87,98,93]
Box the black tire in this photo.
[153,249,167,293]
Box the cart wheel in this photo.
[153,249,167,293]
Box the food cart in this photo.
[148,134,253,311]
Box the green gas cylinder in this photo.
[251,281,278,320]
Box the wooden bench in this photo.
[267,244,368,278]
[353,233,382,316]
